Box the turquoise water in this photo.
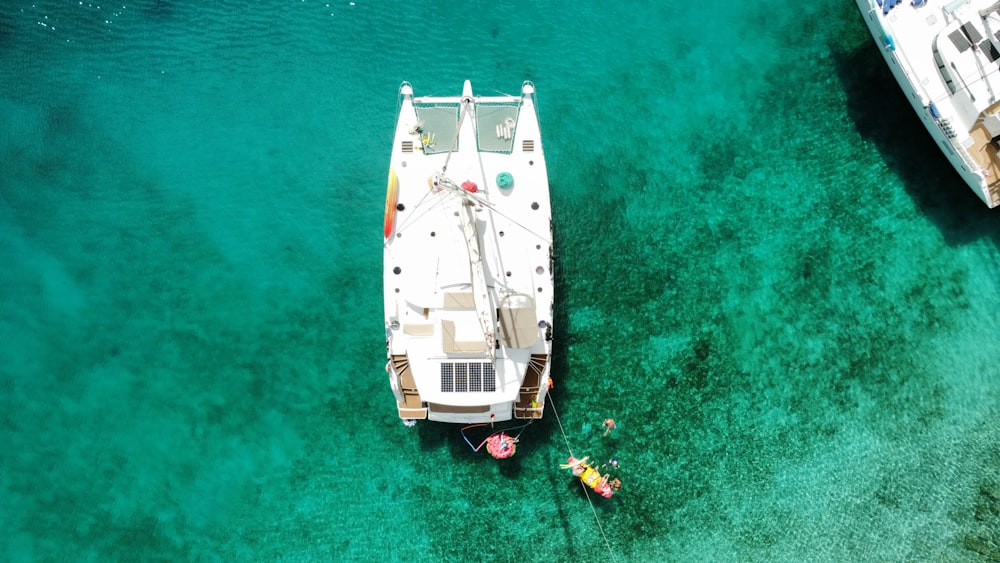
[3,0,1000,560]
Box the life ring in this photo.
[486,433,517,459]
[496,172,514,189]
[504,117,515,128]
[384,168,399,238]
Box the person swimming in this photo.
[602,418,616,437]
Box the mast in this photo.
[458,197,497,361]
[436,81,498,361]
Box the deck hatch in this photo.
[441,362,496,392]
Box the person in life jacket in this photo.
[560,456,617,498]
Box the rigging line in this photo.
[485,199,551,245]
[549,397,617,562]
[983,14,1000,96]
[485,86,516,97]
[388,182,437,238]
[443,177,552,245]
[580,482,618,563]
[450,172,551,244]
[470,113,552,245]
[951,61,977,102]
[460,421,534,452]
[442,98,470,173]
[971,41,996,102]
[436,167,551,244]
[389,182,460,241]
[471,104,492,194]
[433,101,550,245]
[512,419,534,440]
[547,396,575,459]
[469,111,512,284]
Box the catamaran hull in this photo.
[856,0,999,208]
[383,81,555,424]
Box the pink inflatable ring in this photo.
[486,433,517,459]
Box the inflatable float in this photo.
[560,456,619,498]
[384,168,399,238]
[485,433,517,459]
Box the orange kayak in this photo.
[384,168,399,238]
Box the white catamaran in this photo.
[382,81,554,425]
[857,0,1000,207]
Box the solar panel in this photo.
[962,22,984,44]
[982,40,1000,62]
[440,362,497,392]
[950,29,972,52]
[441,363,454,392]
[469,363,483,392]
[483,363,497,392]
[455,362,468,392]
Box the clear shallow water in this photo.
[2,1,1000,560]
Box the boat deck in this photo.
[383,82,554,424]
[966,124,1000,204]
[859,0,1000,206]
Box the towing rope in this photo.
[460,420,534,453]
[549,396,617,563]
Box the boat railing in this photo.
[988,183,1000,206]
[946,122,990,175]
[397,81,413,113]
[875,13,991,181]
[943,0,970,16]
[892,40,934,104]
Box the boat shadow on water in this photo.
[413,413,541,477]
[835,42,1000,248]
